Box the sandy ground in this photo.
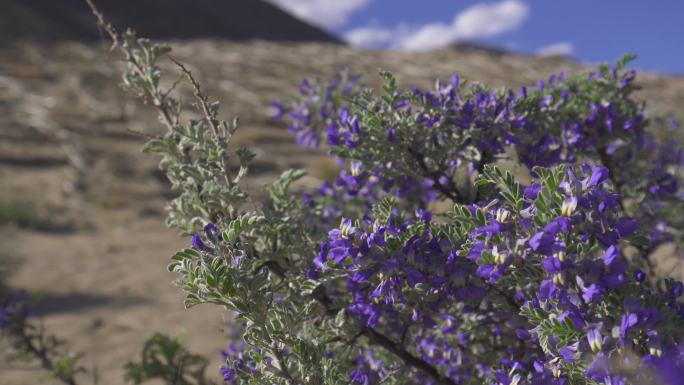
[1,41,683,385]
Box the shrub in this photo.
[109,19,684,385]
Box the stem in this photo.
[597,146,626,213]
[13,321,79,385]
[360,327,456,385]
[272,346,297,385]
[597,145,659,278]
[406,146,464,203]
[312,285,455,385]
[86,0,176,131]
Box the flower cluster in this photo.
[259,56,683,385]
[272,68,360,149]
[306,163,684,385]
[219,338,263,383]
[277,58,683,255]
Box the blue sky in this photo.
[268,0,684,74]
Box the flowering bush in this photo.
[175,51,684,383]
[3,3,684,384]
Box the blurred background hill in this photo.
[0,1,683,384]
[0,0,338,44]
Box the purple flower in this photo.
[472,221,502,236]
[586,165,610,187]
[191,234,206,250]
[349,369,370,385]
[305,268,319,280]
[587,328,603,353]
[582,284,603,303]
[541,257,562,273]
[616,219,639,237]
[203,223,219,239]
[559,345,577,362]
[634,269,646,283]
[529,231,555,254]
[603,245,619,266]
[620,313,638,337]
[585,353,610,381]
[386,127,396,142]
[220,365,236,382]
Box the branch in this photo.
[311,284,455,385]
[360,327,456,385]
[85,0,176,130]
[168,57,220,137]
[84,0,118,48]
[6,318,80,385]
[406,146,463,203]
[272,346,297,385]
[597,145,626,213]
[597,145,660,278]
[168,56,233,189]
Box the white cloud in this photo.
[344,0,530,51]
[268,0,372,29]
[452,0,529,40]
[536,42,574,57]
[345,26,396,48]
[394,22,458,51]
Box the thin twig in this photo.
[167,56,235,190]
[168,56,220,138]
[85,0,176,131]
[125,128,158,140]
[84,0,119,48]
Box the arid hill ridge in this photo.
[0,0,339,45]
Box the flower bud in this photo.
[492,248,506,265]
[561,196,578,216]
[350,161,362,177]
[340,218,354,237]
[633,269,646,283]
[191,234,206,250]
[553,251,566,262]
[553,273,565,286]
[495,208,510,223]
[587,329,602,353]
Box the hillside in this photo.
[0,0,339,44]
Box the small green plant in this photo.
[0,198,52,231]
[125,333,215,385]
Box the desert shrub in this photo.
[152,43,683,385]
[4,3,684,384]
[113,24,684,385]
